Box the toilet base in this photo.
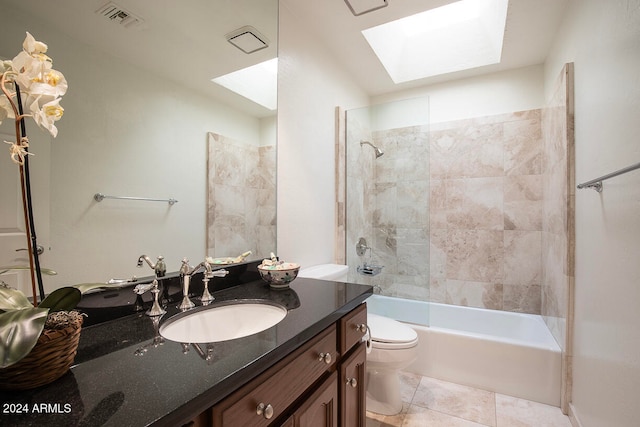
[366,368,403,415]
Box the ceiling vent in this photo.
[344,0,388,16]
[225,26,269,54]
[96,2,144,28]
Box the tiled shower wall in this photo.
[541,63,574,412]
[429,110,544,313]
[206,132,276,259]
[342,93,572,319]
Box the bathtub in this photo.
[366,295,562,406]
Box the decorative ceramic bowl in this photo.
[258,262,300,289]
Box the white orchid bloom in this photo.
[30,97,64,137]
[22,32,48,56]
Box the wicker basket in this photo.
[0,315,83,390]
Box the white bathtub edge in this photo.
[405,324,562,407]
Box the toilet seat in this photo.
[368,313,418,350]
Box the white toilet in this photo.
[298,264,419,416]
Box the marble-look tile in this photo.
[502,283,541,314]
[504,118,542,176]
[495,394,572,427]
[504,175,542,231]
[403,405,489,427]
[503,230,542,286]
[445,279,503,310]
[396,180,429,228]
[412,376,497,426]
[399,371,423,403]
[429,229,447,279]
[429,277,447,304]
[430,123,504,179]
[384,275,430,302]
[366,404,408,427]
[446,230,504,282]
[446,177,504,231]
[429,179,448,229]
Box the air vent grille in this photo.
[96,2,144,28]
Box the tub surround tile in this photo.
[446,177,504,230]
[503,231,542,285]
[502,283,542,314]
[504,175,543,230]
[426,110,544,314]
[345,108,554,315]
[504,118,543,176]
[446,230,504,283]
[445,279,503,310]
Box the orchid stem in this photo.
[14,84,45,303]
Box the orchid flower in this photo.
[0,32,66,138]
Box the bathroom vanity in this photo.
[0,261,371,426]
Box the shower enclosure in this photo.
[345,97,430,321]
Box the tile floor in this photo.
[366,372,572,427]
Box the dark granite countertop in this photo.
[0,262,372,427]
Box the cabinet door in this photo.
[340,342,366,427]
[294,372,338,427]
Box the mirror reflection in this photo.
[0,0,278,294]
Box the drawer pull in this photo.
[346,377,358,388]
[318,352,332,364]
[355,323,367,333]
[256,403,274,419]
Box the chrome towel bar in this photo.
[94,193,178,205]
[577,161,640,192]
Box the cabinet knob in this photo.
[346,377,358,388]
[256,403,274,419]
[318,352,332,364]
[355,323,367,333]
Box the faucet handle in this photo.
[209,269,229,278]
[133,283,155,295]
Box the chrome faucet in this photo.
[137,255,166,277]
[135,254,167,316]
[178,258,229,310]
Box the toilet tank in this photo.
[298,264,348,281]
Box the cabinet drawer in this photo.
[213,324,337,427]
[339,303,367,355]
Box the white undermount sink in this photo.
[159,301,287,344]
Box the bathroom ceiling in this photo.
[284,0,570,96]
[3,0,278,118]
[5,0,570,112]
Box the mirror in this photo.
[0,0,278,293]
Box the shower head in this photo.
[360,140,384,158]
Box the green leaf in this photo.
[0,286,34,310]
[39,287,81,312]
[0,308,49,368]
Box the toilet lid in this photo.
[367,313,418,344]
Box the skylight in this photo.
[211,58,278,111]
[362,0,509,83]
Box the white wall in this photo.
[277,3,369,268]
[545,1,640,426]
[1,4,267,290]
[373,65,545,124]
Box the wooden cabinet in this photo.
[340,342,366,427]
[291,372,338,427]
[207,303,367,427]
